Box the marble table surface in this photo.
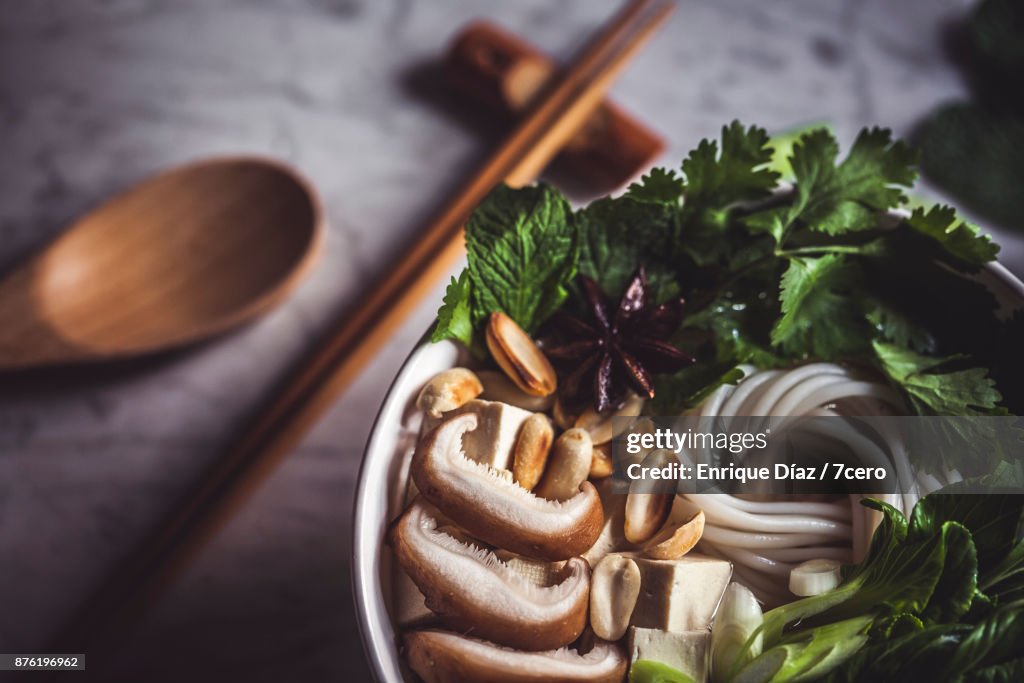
[1,0,1020,681]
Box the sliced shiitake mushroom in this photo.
[405,629,627,683]
[411,412,604,560]
[390,502,589,651]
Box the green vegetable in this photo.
[914,0,1024,234]
[711,583,764,682]
[630,660,697,683]
[575,195,680,303]
[771,254,865,358]
[718,492,1024,683]
[767,123,833,179]
[431,121,1018,427]
[904,205,999,267]
[430,271,473,347]
[872,342,1004,417]
[749,127,916,240]
[432,183,578,348]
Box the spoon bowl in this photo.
[0,157,322,370]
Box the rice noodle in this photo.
[683,362,954,606]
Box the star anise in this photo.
[542,267,694,413]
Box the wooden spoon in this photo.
[0,157,322,370]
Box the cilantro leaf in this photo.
[865,298,937,354]
[782,127,918,237]
[431,271,474,346]
[743,127,916,243]
[676,123,780,266]
[771,254,867,358]
[905,204,999,266]
[681,120,779,211]
[872,341,1004,416]
[465,183,578,333]
[625,167,685,204]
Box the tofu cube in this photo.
[629,627,709,682]
[631,554,733,632]
[449,399,532,471]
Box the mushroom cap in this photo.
[404,629,627,683]
[412,412,604,560]
[390,501,590,651]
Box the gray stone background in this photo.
[0,1,1020,681]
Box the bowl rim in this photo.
[351,262,1024,683]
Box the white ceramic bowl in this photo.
[352,264,1024,683]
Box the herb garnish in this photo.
[432,121,1018,430]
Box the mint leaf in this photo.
[626,167,685,204]
[771,254,866,358]
[905,204,999,266]
[681,120,779,210]
[576,197,680,302]
[431,271,474,346]
[872,342,1004,416]
[465,183,578,333]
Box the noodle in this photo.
[682,362,949,606]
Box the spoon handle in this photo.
[48,0,674,659]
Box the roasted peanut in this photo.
[574,393,645,445]
[535,428,593,501]
[512,413,555,490]
[478,370,554,412]
[644,507,705,560]
[589,442,614,479]
[589,554,641,641]
[486,312,557,397]
[624,450,676,544]
[416,367,483,418]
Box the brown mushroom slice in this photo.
[390,502,589,651]
[411,412,604,560]
[405,629,627,683]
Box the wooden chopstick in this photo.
[48,0,674,658]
